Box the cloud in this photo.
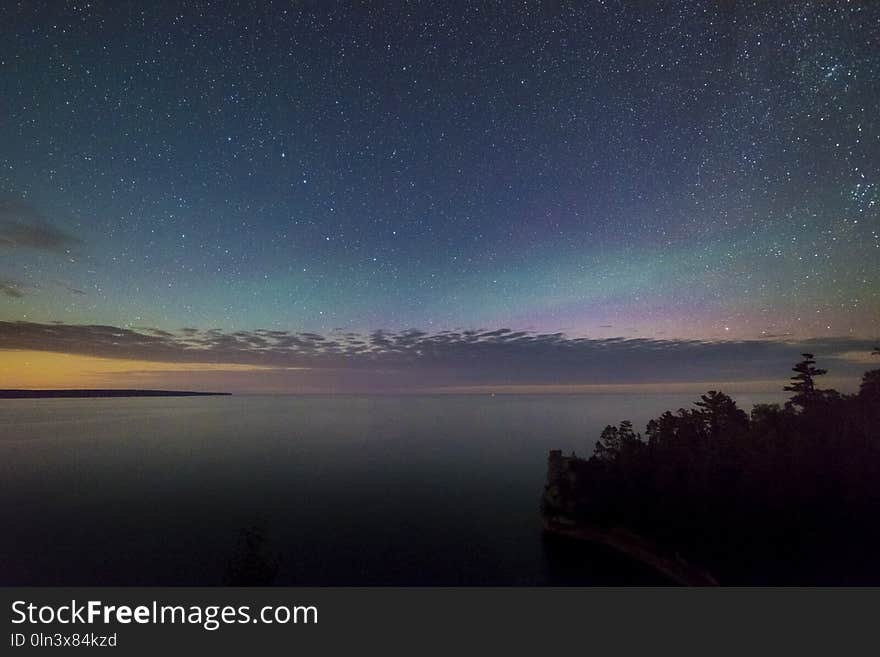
[0,200,80,253]
[1,321,877,392]
[0,278,87,299]
[833,350,880,365]
[0,280,24,298]
[0,201,85,299]
[51,279,87,295]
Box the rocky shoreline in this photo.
[541,450,718,586]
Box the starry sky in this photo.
[0,1,878,391]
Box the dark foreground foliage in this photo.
[223,521,279,586]
[545,353,880,584]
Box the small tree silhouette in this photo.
[695,390,748,436]
[860,348,880,401]
[784,353,827,408]
[223,521,279,586]
[593,420,641,462]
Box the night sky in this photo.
[1,2,878,392]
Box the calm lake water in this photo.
[0,393,783,585]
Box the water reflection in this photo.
[0,393,783,584]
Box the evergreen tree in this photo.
[695,390,748,436]
[860,369,880,401]
[784,353,827,408]
[861,349,880,400]
[593,420,641,462]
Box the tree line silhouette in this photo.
[544,350,880,584]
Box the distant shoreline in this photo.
[0,389,231,399]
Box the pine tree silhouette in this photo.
[783,353,827,408]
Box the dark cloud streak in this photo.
[0,200,80,253]
[0,281,24,298]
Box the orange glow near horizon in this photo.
[0,350,277,389]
